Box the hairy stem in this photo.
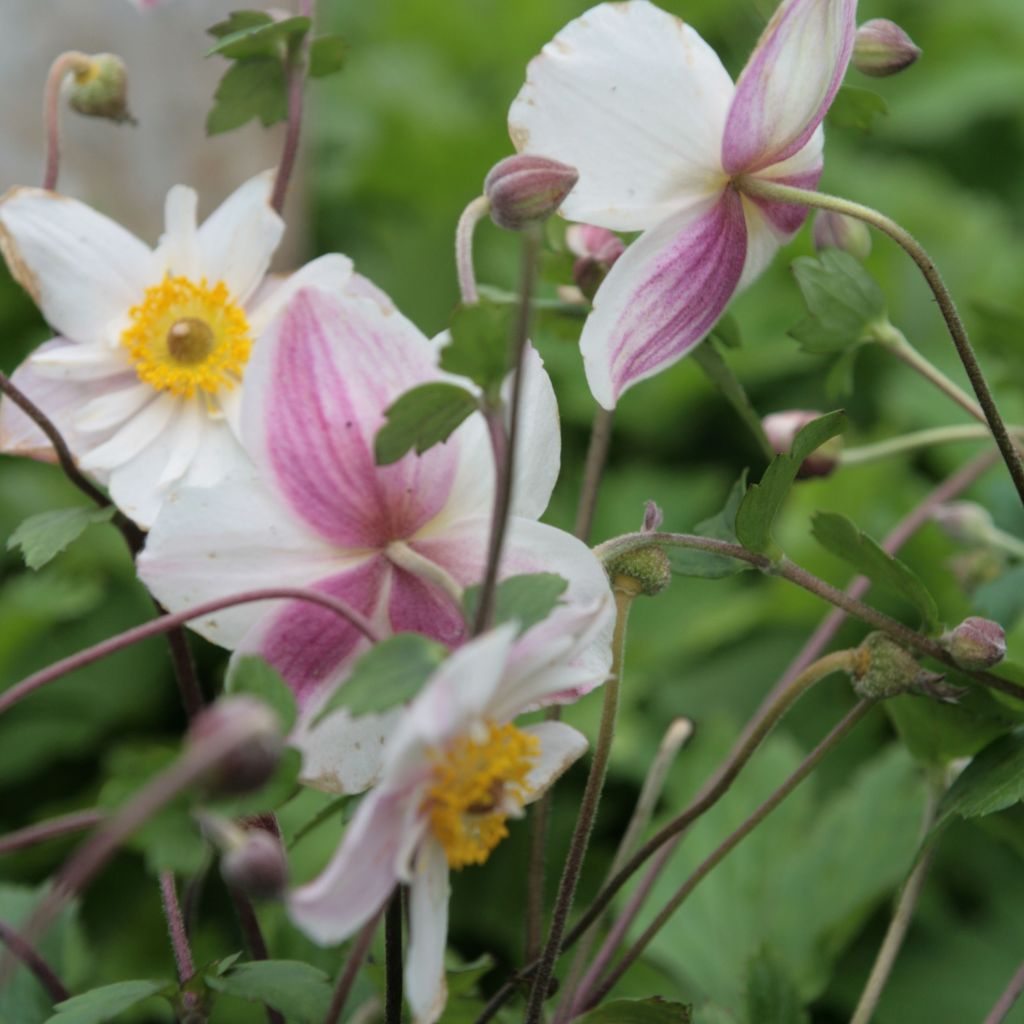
[0,919,69,1004]
[325,911,383,1024]
[159,872,195,985]
[0,810,104,856]
[270,0,314,214]
[455,196,492,304]
[737,177,1024,506]
[573,407,616,543]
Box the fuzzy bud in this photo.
[812,210,872,261]
[605,546,672,597]
[851,632,953,700]
[942,617,1007,671]
[642,500,664,533]
[187,697,283,797]
[853,19,922,78]
[930,501,995,545]
[68,54,134,124]
[484,155,579,231]
[762,410,842,479]
[220,829,288,901]
[566,224,625,299]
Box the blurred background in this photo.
[2,0,1024,1021]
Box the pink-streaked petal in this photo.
[580,190,748,409]
[722,0,856,175]
[138,473,349,649]
[288,785,409,945]
[406,838,450,1024]
[196,171,284,304]
[0,187,153,344]
[388,567,468,650]
[509,1,733,232]
[246,253,354,336]
[242,288,457,549]
[156,185,200,279]
[521,721,588,800]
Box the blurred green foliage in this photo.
[2,0,1024,1021]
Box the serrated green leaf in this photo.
[374,382,478,465]
[743,947,808,1024]
[735,412,847,557]
[670,472,751,579]
[225,656,297,733]
[206,59,288,135]
[308,34,347,78]
[462,573,569,633]
[204,960,332,1024]
[573,998,692,1023]
[937,729,1024,827]
[826,85,889,132]
[312,633,447,726]
[208,11,272,39]
[45,980,173,1023]
[810,511,941,632]
[788,251,886,354]
[207,15,309,60]
[441,301,516,397]
[7,507,116,571]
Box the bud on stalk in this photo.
[187,697,283,797]
[942,617,1007,671]
[762,410,842,479]
[853,19,922,78]
[812,210,872,261]
[68,54,134,124]
[484,154,578,231]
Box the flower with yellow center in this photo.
[0,171,361,527]
[289,608,612,1024]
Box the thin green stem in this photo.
[841,424,1016,466]
[573,407,615,544]
[270,0,314,214]
[737,177,1024,507]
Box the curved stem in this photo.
[325,911,383,1024]
[270,0,313,214]
[228,885,284,1024]
[0,919,69,1004]
[42,51,91,191]
[984,961,1024,1024]
[0,586,381,717]
[159,872,195,985]
[737,177,1024,506]
[455,196,491,304]
[573,407,615,544]
[841,425,1015,466]
[0,810,104,856]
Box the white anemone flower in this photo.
[0,171,354,526]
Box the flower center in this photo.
[423,721,539,870]
[121,275,252,398]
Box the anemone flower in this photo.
[509,0,857,408]
[138,284,612,729]
[289,611,609,1023]
[0,172,357,526]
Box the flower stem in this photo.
[455,196,492,304]
[0,810,104,856]
[0,919,69,1004]
[159,872,195,985]
[573,407,615,544]
[325,911,383,1024]
[523,577,638,1024]
[227,886,285,1024]
[42,51,92,190]
[270,0,314,214]
[0,586,382,717]
[472,226,541,634]
[841,425,1015,466]
[737,176,1024,507]
[984,961,1024,1024]
[384,889,403,1024]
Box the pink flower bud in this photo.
[943,617,1007,671]
[642,500,664,533]
[221,829,288,901]
[930,501,994,544]
[812,210,872,261]
[565,223,625,299]
[853,19,922,78]
[762,410,842,479]
[484,154,579,231]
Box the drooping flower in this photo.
[509,0,857,408]
[289,610,608,1023]
[0,172,357,526]
[138,284,612,735]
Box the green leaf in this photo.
[205,960,332,1024]
[46,980,173,1023]
[225,656,298,733]
[207,15,310,60]
[937,729,1024,827]
[462,573,569,633]
[709,312,742,349]
[826,85,889,132]
[441,301,516,398]
[308,35,347,78]
[573,998,692,1023]
[312,633,447,725]
[743,947,808,1024]
[810,511,941,633]
[206,58,289,135]
[670,472,752,579]
[446,954,496,998]
[208,10,272,38]
[788,250,886,354]
[735,412,847,558]
[7,507,116,571]
[374,382,478,465]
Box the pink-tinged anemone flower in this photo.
[0,171,358,527]
[289,615,607,1023]
[509,0,857,409]
[138,284,613,733]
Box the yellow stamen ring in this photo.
[121,275,252,398]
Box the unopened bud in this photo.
[566,224,625,299]
[68,54,134,124]
[484,155,578,231]
[187,697,283,797]
[762,410,842,479]
[942,617,1007,671]
[642,500,664,533]
[851,632,948,700]
[221,829,288,901]
[931,501,994,545]
[853,19,922,78]
[606,546,671,597]
[812,210,872,261]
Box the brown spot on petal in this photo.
[510,123,530,152]
[0,194,42,306]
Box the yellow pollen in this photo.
[121,275,252,398]
[423,721,539,870]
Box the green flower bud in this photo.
[68,54,134,124]
[851,632,946,700]
[605,545,672,597]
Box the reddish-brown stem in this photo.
[228,886,285,1024]
[573,407,614,544]
[159,872,195,985]
[42,52,92,191]
[984,960,1024,1024]
[325,911,383,1024]
[0,810,104,856]
[270,0,313,214]
[0,919,69,1004]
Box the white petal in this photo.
[157,398,204,487]
[30,344,129,381]
[156,185,200,279]
[78,392,176,473]
[509,1,733,231]
[73,383,154,434]
[0,187,153,344]
[406,839,450,1024]
[247,253,355,336]
[196,171,284,303]
[521,721,589,801]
